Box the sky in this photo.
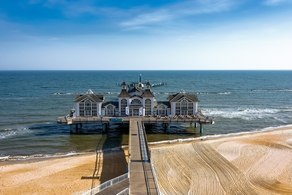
[0,0,292,70]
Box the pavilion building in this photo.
[72,82,199,117]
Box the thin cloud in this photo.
[28,0,43,5]
[38,0,99,16]
[120,0,237,29]
[264,0,292,5]
[120,9,171,27]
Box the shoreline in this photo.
[2,124,292,164]
[0,148,129,195]
[1,125,292,194]
[0,146,128,165]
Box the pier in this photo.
[128,118,158,194]
[57,77,216,194]
[58,114,214,134]
[60,115,214,194]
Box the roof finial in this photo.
[87,89,94,94]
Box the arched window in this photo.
[158,105,167,116]
[181,99,188,115]
[145,99,151,115]
[131,99,142,105]
[84,99,92,116]
[175,98,192,115]
[106,105,114,116]
[120,99,127,116]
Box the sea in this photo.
[0,70,292,161]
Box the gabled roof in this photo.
[155,101,170,108]
[74,93,104,103]
[167,91,199,102]
[128,86,142,94]
[142,89,155,98]
[102,101,119,108]
[130,94,143,99]
[118,89,130,98]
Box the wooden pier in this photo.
[128,118,158,194]
[57,115,215,134]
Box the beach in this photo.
[1,127,292,195]
[151,127,292,194]
[0,149,128,195]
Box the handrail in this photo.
[138,121,149,161]
[140,122,161,194]
[137,121,150,194]
[116,187,129,195]
[82,173,129,195]
[150,163,161,195]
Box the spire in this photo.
[146,81,151,89]
[121,81,127,89]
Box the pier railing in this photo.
[116,187,129,195]
[150,163,161,195]
[82,173,129,195]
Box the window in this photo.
[175,98,192,115]
[175,102,180,115]
[121,99,127,116]
[79,103,84,116]
[188,103,193,115]
[145,99,151,115]
[181,99,188,115]
[106,105,114,116]
[84,99,92,116]
[131,99,142,105]
[92,103,97,116]
[158,105,166,116]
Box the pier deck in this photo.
[57,115,215,125]
[129,118,158,194]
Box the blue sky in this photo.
[0,0,292,70]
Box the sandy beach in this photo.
[1,127,292,195]
[151,127,292,194]
[0,149,128,195]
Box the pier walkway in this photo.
[85,118,158,195]
[129,118,158,195]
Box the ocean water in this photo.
[0,70,292,161]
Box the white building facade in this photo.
[73,85,199,117]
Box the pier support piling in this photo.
[102,123,108,133]
[70,124,73,134]
[199,124,203,134]
[164,123,171,133]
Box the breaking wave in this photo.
[203,107,291,120]
[0,127,31,140]
[148,124,292,146]
[53,92,72,95]
[153,91,231,95]
[0,151,86,162]
[0,147,124,162]
[251,89,292,92]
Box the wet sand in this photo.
[1,128,292,195]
